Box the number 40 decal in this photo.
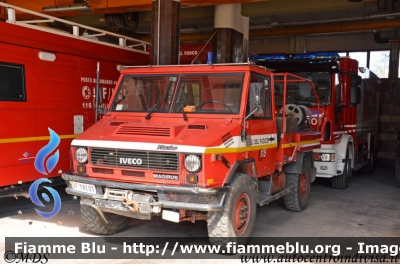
[259,149,267,158]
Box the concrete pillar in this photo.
[151,0,180,65]
[289,36,307,54]
[213,4,249,63]
[389,43,399,80]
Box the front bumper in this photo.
[62,173,228,217]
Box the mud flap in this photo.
[283,152,305,174]
[283,152,316,182]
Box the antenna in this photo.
[191,31,217,65]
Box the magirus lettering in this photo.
[119,158,143,165]
[154,174,179,180]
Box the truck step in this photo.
[258,187,294,206]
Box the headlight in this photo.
[184,154,201,172]
[319,153,335,162]
[75,147,88,164]
[320,154,330,162]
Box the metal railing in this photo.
[0,2,150,55]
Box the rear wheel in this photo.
[81,204,131,235]
[207,173,256,246]
[284,157,311,212]
[332,148,350,189]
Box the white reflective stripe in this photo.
[72,133,278,154]
[344,124,356,128]
[333,131,345,135]
[72,139,207,153]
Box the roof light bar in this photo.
[249,52,340,61]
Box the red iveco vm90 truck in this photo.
[63,63,322,243]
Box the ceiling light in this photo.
[42,3,90,12]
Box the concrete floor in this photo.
[0,167,399,263]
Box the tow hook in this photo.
[122,198,140,213]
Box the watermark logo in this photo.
[3,251,49,264]
[34,128,60,175]
[29,178,61,218]
[31,128,62,218]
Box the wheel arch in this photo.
[334,134,354,169]
[223,158,257,185]
[282,152,316,182]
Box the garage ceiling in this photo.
[3,0,399,40]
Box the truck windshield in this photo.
[110,75,178,112]
[275,73,331,107]
[172,73,244,114]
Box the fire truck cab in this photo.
[63,64,321,243]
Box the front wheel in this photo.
[284,156,311,212]
[207,173,257,245]
[332,148,350,189]
[81,204,131,235]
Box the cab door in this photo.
[245,72,277,177]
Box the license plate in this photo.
[71,181,96,194]
[162,210,180,223]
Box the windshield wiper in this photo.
[145,78,175,120]
[178,94,188,121]
[145,101,160,120]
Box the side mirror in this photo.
[350,75,362,86]
[248,82,263,113]
[98,107,107,115]
[390,82,398,99]
[242,82,263,141]
[350,86,361,105]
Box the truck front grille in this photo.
[90,148,179,171]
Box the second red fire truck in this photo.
[251,53,380,189]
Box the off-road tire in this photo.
[81,204,131,235]
[396,156,400,188]
[284,156,311,212]
[332,148,350,189]
[207,173,257,246]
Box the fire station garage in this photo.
[0,0,399,262]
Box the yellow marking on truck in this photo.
[0,134,77,144]
[281,139,320,149]
[205,142,277,154]
[298,139,320,146]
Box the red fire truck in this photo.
[251,53,380,189]
[63,63,322,242]
[0,2,149,198]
